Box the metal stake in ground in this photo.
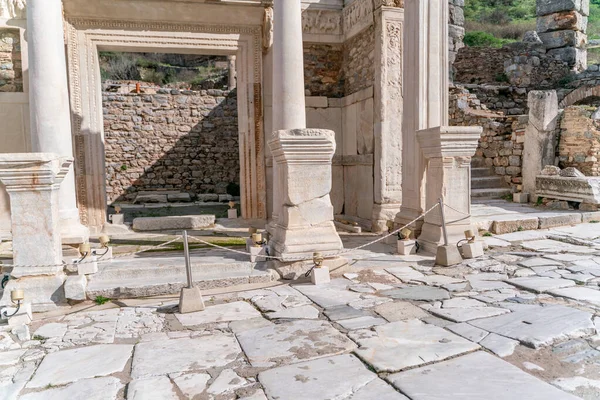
[178,231,205,314]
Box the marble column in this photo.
[0,153,71,311]
[270,0,307,226]
[27,0,89,245]
[395,0,449,234]
[228,55,237,90]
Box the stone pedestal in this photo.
[416,127,482,256]
[179,287,205,314]
[397,240,416,256]
[311,266,331,285]
[27,0,89,245]
[228,209,238,219]
[0,153,72,311]
[462,241,484,259]
[268,129,343,262]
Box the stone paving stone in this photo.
[207,368,248,395]
[19,377,123,400]
[472,289,520,304]
[429,306,510,323]
[115,307,164,338]
[374,301,430,322]
[337,316,388,330]
[480,333,519,357]
[549,287,600,306]
[388,351,581,400]
[544,253,594,262]
[385,266,424,282]
[229,317,274,334]
[518,257,564,268]
[27,344,133,388]
[483,237,511,248]
[0,361,36,400]
[470,304,595,348]
[467,274,514,291]
[348,296,392,309]
[33,323,67,339]
[521,240,596,254]
[58,309,120,347]
[0,332,19,351]
[236,320,356,368]
[127,376,178,400]
[352,319,479,372]
[170,372,211,398]
[131,334,241,378]
[267,305,320,320]
[239,389,268,400]
[258,354,407,400]
[442,297,486,308]
[530,265,560,274]
[413,275,465,286]
[380,286,450,301]
[446,322,489,343]
[566,259,600,276]
[560,273,595,283]
[0,349,25,366]
[323,305,372,321]
[293,279,363,308]
[505,277,576,293]
[175,301,261,326]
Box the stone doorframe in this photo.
[64,18,267,233]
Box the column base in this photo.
[60,216,90,245]
[372,203,402,233]
[1,274,66,312]
[395,206,425,238]
[269,221,343,262]
[417,220,474,255]
[269,257,349,280]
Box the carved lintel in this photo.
[374,0,404,9]
[263,6,273,53]
[302,9,342,36]
[343,0,373,39]
[0,0,26,19]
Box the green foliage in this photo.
[482,232,493,237]
[94,296,111,305]
[464,31,513,48]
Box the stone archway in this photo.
[64,19,266,233]
[559,85,600,108]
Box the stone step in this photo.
[472,176,506,189]
[471,188,512,199]
[86,251,277,298]
[472,167,493,178]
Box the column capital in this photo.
[269,129,336,164]
[0,153,72,191]
[417,126,482,159]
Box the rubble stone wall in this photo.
[448,0,465,79]
[558,105,600,176]
[102,88,239,203]
[343,25,375,95]
[304,44,344,98]
[0,29,22,92]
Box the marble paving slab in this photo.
[292,280,363,308]
[19,377,123,400]
[549,287,600,306]
[429,306,510,323]
[388,351,580,400]
[174,301,261,326]
[505,277,576,293]
[380,286,450,301]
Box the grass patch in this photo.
[94,296,111,305]
[482,232,493,237]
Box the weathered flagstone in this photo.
[442,297,487,308]
[207,368,248,395]
[467,274,514,291]
[229,317,274,334]
[560,273,595,283]
[128,376,178,400]
[480,333,519,357]
[374,301,430,322]
[27,344,133,388]
[352,319,479,372]
[348,296,392,309]
[0,332,19,351]
[293,280,363,308]
[337,316,388,330]
[505,277,576,293]
[175,301,261,326]
[19,377,123,400]
[518,258,564,268]
[115,307,164,339]
[267,305,320,320]
[385,266,424,282]
[131,334,241,378]
[33,323,67,339]
[429,306,510,322]
[170,372,211,399]
[549,287,600,306]
[323,305,372,321]
[446,323,489,343]
[381,286,450,301]
[0,349,25,367]
[413,275,465,286]
[239,389,269,400]
[470,304,595,348]
[258,354,407,400]
[544,253,594,262]
[388,351,581,400]
[521,240,596,254]
[236,320,356,368]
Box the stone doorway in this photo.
[64,19,267,233]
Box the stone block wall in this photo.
[343,24,375,95]
[448,0,465,79]
[558,105,600,175]
[537,0,588,71]
[0,29,22,92]
[304,44,344,98]
[102,88,239,203]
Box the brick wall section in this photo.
[558,105,600,175]
[0,29,22,92]
[343,25,375,95]
[304,44,344,98]
[103,88,239,203]
[450,85,524,190]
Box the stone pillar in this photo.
[523,90,560,198]
[371,3,403,232]
[268,129,343,261]
[228,55,237,90]
[416,127,482,257]
[395,0,449,235]
[270,0,307,225]
[27,0,89,245]
[0,153,71,311]
[537,0,588,71]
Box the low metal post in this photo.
[183,231,193,289]
[438,198,449,246]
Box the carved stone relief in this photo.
[374,0,404,8]
[0,0,26,19]
[343,0,373,39]
[263,6,273,53]
[302,9,342,35]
